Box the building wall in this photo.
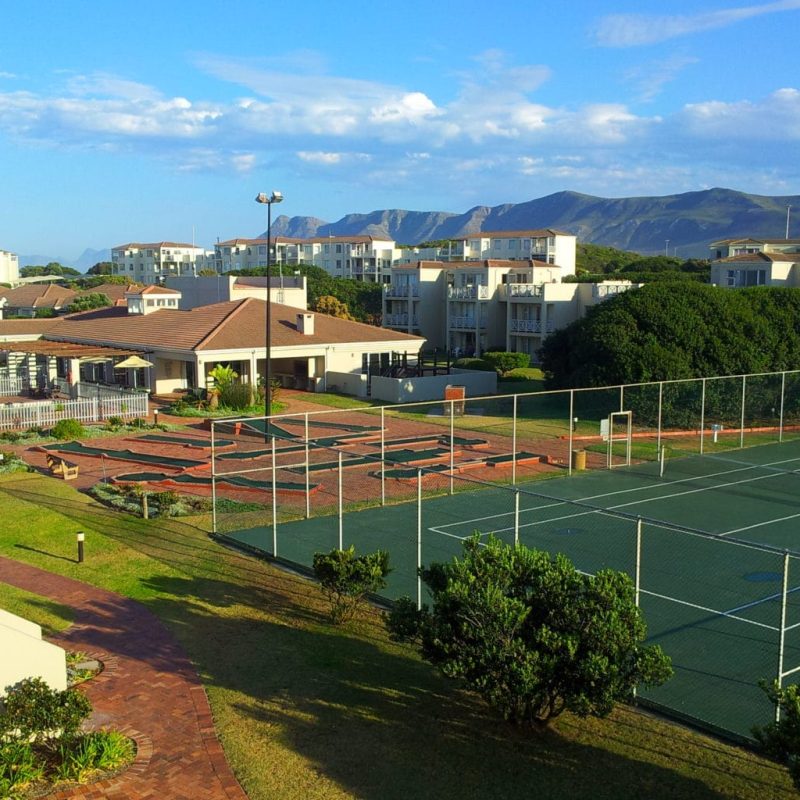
[0,609,67,695]
[0,250,20,284]
[370,369,497,403]
[165,276,307,310]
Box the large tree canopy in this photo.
[540,283,800,388]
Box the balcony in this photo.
[592,283,633,298]
[510,319,554,334]
[450,316,486,330]
[385,285,419,298]
[384,314,419,328]
[447,286,490,300]
[504,283,544,300]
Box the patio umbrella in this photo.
[114,355,154,369]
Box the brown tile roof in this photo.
[74,283,139,304]
[112,242,198,250]
[714,252,800,263]
[0,318,65,338]
[459,229,574,239]
[711,237,800,246]
[129,285,182,295]
[44,298,422,354]
[0,283,76,309]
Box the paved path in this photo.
[0,557,248,800]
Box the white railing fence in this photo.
[0,393,149,431]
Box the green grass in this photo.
[0,582,74,636]
[0,472,795,799]
[300,392,385,410]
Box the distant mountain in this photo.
[267,188,800,257]
[75,248,111,271]
[18,254,69,269]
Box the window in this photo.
[258,246,266,255]
[508,239,519,250]
[336,244,342,253]
[492,239,501,250]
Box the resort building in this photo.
[110,242,215,284]
[709,238,800,287]
[0,249,19,285]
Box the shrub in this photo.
[104,415,124,429]
[312,546,391,624]
[0,740,43,795]
[0,451,31,475]
[387,535,672,728]
[452,357,494,372]
[0,430,21,443]
[219,381,253,410]
[127,417,147,429]
[482,351,530,376]
[0,678,92,744]
[753,682,800,789]
[55,730,134,783]
[51,418,86,440]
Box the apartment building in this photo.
[0,250,19,285]
[709,237,800,287]
[383,255,638,361]
[400,230,577,276]
[214,235,401,282]
[110,242,214,284]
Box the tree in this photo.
[68,292,111,312]
[482,351,530,376]
[540,283,800,389]
[753,683,800,789]
[387,535,672,727]
[20,263,80,278]
[313,546,391,623]
[87,261,114,275]
[313,294,354,319]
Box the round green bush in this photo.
[51,418,86,440]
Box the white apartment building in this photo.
[383,253,639,361]
[214,235,401,282]
[0,250,20,285]
[400,230,577,277]
[710,237,800,287]
[111,242,215,284]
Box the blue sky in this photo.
[1,0,799,259]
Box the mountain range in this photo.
[20,188,799,269]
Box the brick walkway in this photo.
[0,557,248,800]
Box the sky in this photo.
[1,0,799,260]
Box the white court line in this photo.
[640,589,779,631]
[721,510,800,537]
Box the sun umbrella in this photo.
[114,355,154,369]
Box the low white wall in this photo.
[0,610,67,696]
[326,371,368,398]
[370,369,497,403]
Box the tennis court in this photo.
[225,435,800,740]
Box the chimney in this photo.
[297,312,314,335]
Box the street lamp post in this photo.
[255,191,283,434]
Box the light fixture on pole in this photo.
[255,191,284,435]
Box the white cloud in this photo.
[594,1,800,47]
[624,54,699,102]
[0,71,17,80]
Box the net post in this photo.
[271,436,277,557]
[568,389,574,477]
[338,451,343,550]
[699,378,706,454]
[417,468,423,611]
[514,489,520,547]
[619,384,624,412]
[659,444,666,478]
[740,375,746,449]
[304,412,310,519]
[512,393,518,485]
[657,382,663,456]
[210,420,217,534]
[450,398,455,494]
[780,371,786,443]
[633,517,642,701]
[776,551,790,723]
[380,406,386,505]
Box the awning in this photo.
[0,341,141,359]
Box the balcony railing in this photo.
[384,314,419,328]
[510,319,555,334]
[593,284,633,298]
[447,286,490,300]
[505,283,544,299]
[385,285,420,298]
[450,316,486,329]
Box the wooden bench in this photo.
[46,453,79,480]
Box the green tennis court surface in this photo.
[226,438,800,741]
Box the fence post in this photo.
[417,468,423,611]
[211,421,217,534]
[740,375,747,449]
[511,394,518,486]
[568,390,574,476]
[271,436,277,557]
[450,398,455,494]
[776,551,790,722]
[780,371,786,443]
[338,451,343,550]
[657,382,663,455]
[699,378,707,455]
[381,406,386,506]
[514,489,520,547]
[619,384,624,412]
[633,517,643,701]
[304,413,310,519]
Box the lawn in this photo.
[0,472,795,800]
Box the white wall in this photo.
[370,368,497,403]
[0,610,67,695]
[325,371,368,397]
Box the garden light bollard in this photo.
[153,408,159,426]
[77,531,85,563]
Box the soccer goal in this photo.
[607,411,632,469]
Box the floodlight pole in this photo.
[255,191,283,441]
